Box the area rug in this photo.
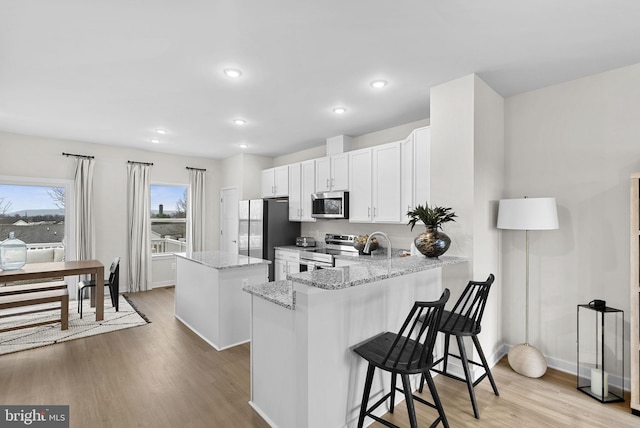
[0,295,150,356]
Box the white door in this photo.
[220,187,239,254]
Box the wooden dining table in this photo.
[0,260,105,321]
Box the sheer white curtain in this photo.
[127,163,152,292]
[74,157,95,261]
[187,168,206,256]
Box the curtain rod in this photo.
[186,166,206,171]
[127,160,154,166]
[62,152,94,159]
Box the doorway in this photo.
[220,187,239,254]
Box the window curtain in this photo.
[74,157,95,261]
[127,163,151,292]
[187,169,206,256]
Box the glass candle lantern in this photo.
[576,303,624,403]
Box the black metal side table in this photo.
[577,303,624,403]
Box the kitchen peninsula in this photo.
[243,254,466,428]
[175,251,269,351]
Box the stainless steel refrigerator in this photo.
[238,199,300,281]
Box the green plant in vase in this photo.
[407,203,457,258]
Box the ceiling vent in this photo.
[326,135,353,155]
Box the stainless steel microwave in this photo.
[311,191,349,219]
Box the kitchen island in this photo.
[175,251,269,351]
[243,255,466,428]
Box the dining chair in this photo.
[77,256,120,318]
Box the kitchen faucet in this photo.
[364,231,391,260]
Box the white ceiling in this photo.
[1,1,640,160]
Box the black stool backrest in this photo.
[445,273,494,334]
[108,257,120,285]
[382,289,450,371]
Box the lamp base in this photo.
[508,343,547,378]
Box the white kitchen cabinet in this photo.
[401,126,431,213]
[348,141,402,223]
[274,249,300,281]
[288,160,316,222]
[315,153,349,192]
[262,166,289,198]
[348,148,373,222]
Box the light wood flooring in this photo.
[0,286,637,427]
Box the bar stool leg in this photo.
[424,371,449,428]
[457,335,480,419]
[389,372,397,413]
[357,364,375,428]
[442,333,451,372]
[473,336,499,396]
[401,374,418,428]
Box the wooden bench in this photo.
[0,287,69,333]
[0,281,67,296]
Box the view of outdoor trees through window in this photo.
[0,184,66,250]
[150,185,187,254]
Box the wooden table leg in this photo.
[95,266,104,321]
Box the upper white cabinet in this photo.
[261,166,289,198]
[349,141,402,223]
[401,126,431,213]
[348,148,372,222]
[315,154,349,192]
[288,160,316,222]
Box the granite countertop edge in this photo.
[292,255,467,290]
[243,280,295,310]
[177,251,271,270]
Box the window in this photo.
[0,184,66,251]
[150,185,187,255]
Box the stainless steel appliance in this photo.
[238,199,301,281]
[298,233,359,270]
[296,236,316,247]
[311,191,349,219]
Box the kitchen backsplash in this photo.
[300,220,417,251]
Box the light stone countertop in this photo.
[291,255,467,290]
[177,251,270,270]
[242,254,467,309]
[243,280,294,309]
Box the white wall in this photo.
[221,153,273,200]
[0,131,221,292]
[503,62,640,374]
[430,74,505,363]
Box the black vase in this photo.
[414,227,451,258]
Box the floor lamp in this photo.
[497,197,559,378]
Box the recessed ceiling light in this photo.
[151,139,160,144]
[370,80,387,88]
[239,144,248,149]
[224,68,242,78]
[233,119,246,125]
[155,129,167,134]
[333,107,347,114]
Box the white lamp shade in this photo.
[497,197,559,230]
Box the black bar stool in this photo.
[421,273,499,419]
[353,289,450,428]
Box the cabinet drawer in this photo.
[275,249,300,262]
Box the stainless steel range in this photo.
[298,233,358,270]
